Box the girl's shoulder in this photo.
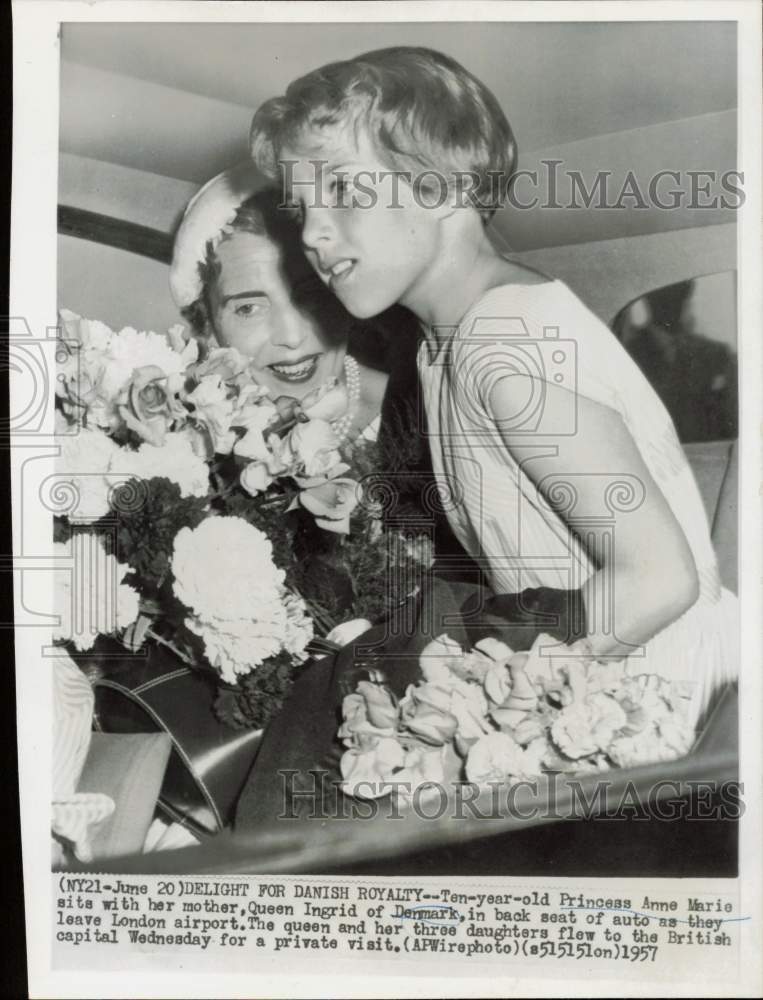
[472,271,577,310]
[459,272,611,346]
[453,275,574,348]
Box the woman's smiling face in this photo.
[207,229,347,398]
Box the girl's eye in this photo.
[331,176,355,205]
[234,300,269,319]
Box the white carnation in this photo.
[171,517,312,682]
[56,427,121,522]
[281,592,315,657]
[54,538,139,651]
[172,517,284,621]
[185,593,313,685]
[110,433,210,499]
[59,309,114,358]
[98,326,187,402]
[186,615,286,684]
[117,580,141,631]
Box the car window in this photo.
[611,272,738,443]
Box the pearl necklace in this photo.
[331,355,361,446]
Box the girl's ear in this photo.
[411,174,459,220]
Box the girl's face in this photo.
[282,125,445,321]
[207,230,346,398]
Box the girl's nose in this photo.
[301,205,333,255]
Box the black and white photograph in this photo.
[10,2,762,997]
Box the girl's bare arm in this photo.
[487,374,699,660]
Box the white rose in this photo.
[448,684,492,741]
[465,731,542,784]
[483,664,512,706]
[340,738,406,800]
[418,634,464,685]
[288,419,341,477]
[551,694,627,760]
[234,395,278,431]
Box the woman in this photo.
[169,162,389,448]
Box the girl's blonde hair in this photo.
[250,46,517,222]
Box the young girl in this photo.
[247,46,738,732]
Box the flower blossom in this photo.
[551,692,627,760]
[185,375,236,454]
[465,731,544,784]
[171,517,312,683]
[288,419,341,478]
[118,365,187,446]
[110,432,210,499]
[399,682,460,745]
[97,325,188,406]
[338,682,397,751]
[298,477,361,534]
[340,739,406,800]
[56,311,191,432]
[55,426,121,522]
[418,634,464,685]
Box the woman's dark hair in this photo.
[181,189,352,345]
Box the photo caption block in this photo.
[52,874,746,982]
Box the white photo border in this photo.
[11,2,762,997]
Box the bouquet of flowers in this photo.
[338,632,695,802]
[54,311,433,728]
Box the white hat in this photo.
[169,161,270,309]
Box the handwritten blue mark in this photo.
[561,906,750,925]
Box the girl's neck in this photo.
[411,234,512,351]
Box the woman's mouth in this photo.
[328,258,357,290]
[267,354,321,383]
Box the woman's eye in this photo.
[284,200,304,224]
[234,300,268,319]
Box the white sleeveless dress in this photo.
[417,280,738,729]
